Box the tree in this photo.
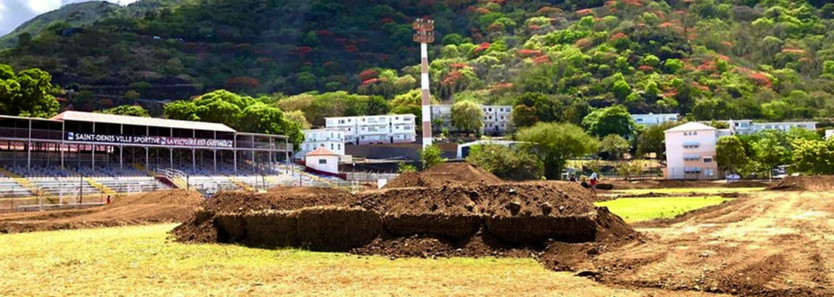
[165,90,302,149]
[599,134,630,160]
[451,100,484,134]
[791,138,834,175]
[124,90,140,101]
[716,136,748,174]
[419,145,446,170]
[512,93,563,126]
[398,161,417,173]
[97,105,150,117]
[0,65,59,118]
[285,110,311,129]
[581,105,635,138]
[636,122,676,158]
[752,131,790,179]
[517,123,599,180]
[617,160,645,181]
[466,144,542,180]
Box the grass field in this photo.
[595,197,732,223]
[612,187,764,195]
[0,224,659,297]
[0,196,733,296]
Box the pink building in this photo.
[664,122,719,180]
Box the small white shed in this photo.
[305,147,340,175]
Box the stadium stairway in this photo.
[0,167,41,196]
[85,178,115,196]
[228,176,255,192]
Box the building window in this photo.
[636,118,643,122]
[703,157,713,163]
[705,169,714,177]
[684,168,701,174]
[318,159,327,164]
[683,145,700,149]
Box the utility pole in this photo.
[414,18,435,149]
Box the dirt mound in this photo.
[174,182,636,257]
[0,190,203,234]
[266,186,346,195]
[767,176,834,191]
[200,190,357,213]
[384,162,502,188]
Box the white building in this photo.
[826,129,834,140]
[430,104,513,135]
[631,113,679,126]
[325,114,416,145]
[301,129,345,156]
[304,147,340,175]
[726,120,816,135]
[664,122,719,180]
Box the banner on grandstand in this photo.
[65,132,234,148]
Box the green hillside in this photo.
[0,0,186,49]
[2,0,834,122]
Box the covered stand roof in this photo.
[52,111,236,133]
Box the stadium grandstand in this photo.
[0,111,333,209]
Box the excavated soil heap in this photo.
[0,190,203,233]
[768,176,834,191]
[384,163,503,188]
[173,182,636,258]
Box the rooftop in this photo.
[306,147,339,157]
[665,122,717,133]
[53,111,236,133]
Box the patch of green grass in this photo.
[612,187,764,195]
[0,224,648,296]
[595,197,732,223]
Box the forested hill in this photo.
[0,0,185,48]
[2,0,834,122]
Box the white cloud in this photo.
[27,0,61,14]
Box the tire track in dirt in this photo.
[593,191,834,296]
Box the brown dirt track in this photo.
[590,191,834,296]
[0,190,203,233]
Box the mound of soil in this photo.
[266,186,346,196]
[173,181,636,255]
[767,176,834,191]
[384,162,502,188]
[0,190,203,234]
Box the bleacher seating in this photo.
[0,162,326,199]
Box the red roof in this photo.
[306,147,339,157]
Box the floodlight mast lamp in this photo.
[413,18,435,149]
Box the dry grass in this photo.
[0,224,725,296]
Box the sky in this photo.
[0,0,138,36]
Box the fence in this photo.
[344,172,399,182]
[0,182,108,212]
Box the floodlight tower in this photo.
[413,18,435,149]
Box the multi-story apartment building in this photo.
[630,113,679,126]
[430,104,513,135]
[300,129,345,156]
[664,122,719,180]
[726,120,816,135]
[325,114,416,145]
